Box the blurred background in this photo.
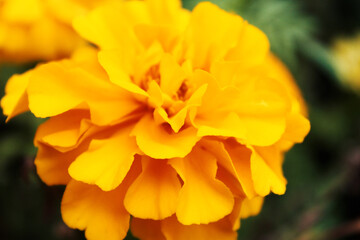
[1,0,360,239]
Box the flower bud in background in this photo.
[1,0,310,239]
[332,33,360,93]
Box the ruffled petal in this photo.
[250,147,286,196]
[227,198,243,231]
[61,180,130,240]
[240,196,264,219]
[68,126,138,191]
[169,146,234,225]
[159,53,186,96]
[98,50,148,97]
[34,142,89,185]
[131,218,166,240]
[124,156,181,220]
[281,113,311,143]
[131,114,199,159]
[225,22,270,67]
[27,60,140,125]
[73,1,141,51]
[184,2,243,69]
[1,70,31,120]
[201,139,256,198]
[197,112,246,140]
[162,216,237,240]
[34,109,90,149]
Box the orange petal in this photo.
[281,113,311,143]
[169,146,234,225]
[201,139,256,199]
[184,2,243,69]
[34,142,88,186]
[131,218,166,240]
[27,60,139,125]
[124,156,181,220]
[34,109,90,149]
[227,197,244,231]
[131,114,199,159]
[1,70,31,120]
[159,53,186,96]
[98,50,147,97]
[61,180,130,240]
[162,216,237,240]
[73,1,141,51]
[225,22,270,67]
[250,147,286,196]
[69,126,138,191]
[240,196,264,219]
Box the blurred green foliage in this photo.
[1,0,360,240]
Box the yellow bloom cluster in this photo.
[332,34,360,92]
[1,0,310,239]
[0,0,106,62]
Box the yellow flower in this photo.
[0,0,107,62]
[332,34,360,92]
[1,0,310,239]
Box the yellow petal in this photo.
[227,198,243,231]
[197,112,246,140]
[225,22,270,67]
[250,147,286,196]
[34,109,90,149]
[131,114,199,159]
[131,218,166,240]
[147,80,164,108]
[159,54,186,96]
[1,0,43,23]
[125,156,181,220]
[169,146,234,225]
[240,116,287,146]
[162,216,237,240]
[185,2,243,69]
[201,139,256,198]
[1,70,31,120]
[73,2,141,51]
[264,53,308,116]
[281,113,311,143]
[27,60,139,125]
[61,180,130,240]
[233,76,291,146]
[35,143,85,186]
[26,60,97,117]
[154,84,207,133]
[254,146,287,185]
[196,69,290,146]
[69,127,138,191]
[98,50,148,97]
[153,107,187,133]
[240,196,264,219]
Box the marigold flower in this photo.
[332,34,360,92]
[0,0,107,62]
[1,0,310,239]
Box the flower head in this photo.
[0,0,107,62]
[1,0,310,239]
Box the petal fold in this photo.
[125,156,181,220]
[61,180,130,240]
[69,127,138,191]
[1,70,31,120]
[131,114,199,159]
[170,146,234,225]
[162,216,237,240]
